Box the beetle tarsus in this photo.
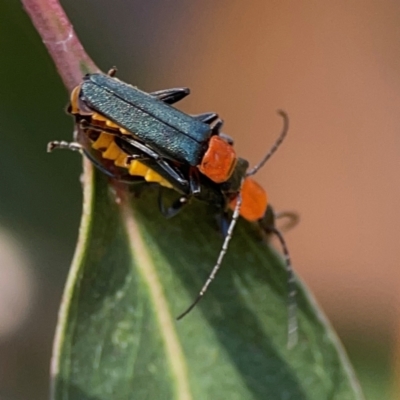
[150,87,190,104]
[47,140,82,153]
[192,112,219,124]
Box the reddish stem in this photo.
[21,0,100,91]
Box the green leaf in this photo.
[51,164,365,400]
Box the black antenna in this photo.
[247,111,297,347]
[176,190,243,320]
[246,110,289,177]
[177,111,293,339]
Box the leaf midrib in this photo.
[123,204,193,400]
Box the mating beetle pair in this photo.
[48,69,298,347]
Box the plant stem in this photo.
[21,0,99,91]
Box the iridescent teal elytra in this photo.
[79,73,212,166]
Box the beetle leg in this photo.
[211,119,224,134]
[47,140,82,153]
[193,113,234,143]
[81,122,159,158]
[77,121,189,188]
[191,112,219,124]
[81,149,142,183]
[150,88,190,104]
[122,137,189,187]
[126,153,151,162]
[158,188,190,219]
[274,210,300,232]
[218,132,234,145]
[156,160,200,219]
[107,67,117,77]
[210,118,234,145]
[188,169,201,195]
[78,120,121,136]
[215,212,230,238]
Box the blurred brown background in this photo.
[1,1,399,399]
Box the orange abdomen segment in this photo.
[198,135,237,183]
[229,177,268,221]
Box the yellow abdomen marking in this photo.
[92,112,107,122]
[91,132,172,188]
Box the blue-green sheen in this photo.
[80,74,212,166]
